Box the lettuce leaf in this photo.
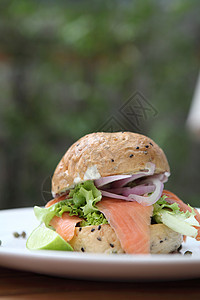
[80,212,108,226]
[34,180,106,227]
[34,200,77,228]
[153,195,200,238]
[69,180,101,215]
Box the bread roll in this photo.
[52,132,170,195]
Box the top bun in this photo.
[52,132,170,195]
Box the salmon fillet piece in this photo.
[97,197,153,254]
[46,196,81,242]
[45,194,67,208]
[49,213,82,242]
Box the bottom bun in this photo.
[69,224,183,254]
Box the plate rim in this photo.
[1,206,200,280]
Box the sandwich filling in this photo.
[34,163,200,254]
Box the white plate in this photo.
[1,207,200,281]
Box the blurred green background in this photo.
[0,0,200,209]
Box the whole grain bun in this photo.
[69,224,182,254]
[52,132,170,195]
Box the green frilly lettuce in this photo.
[153,196,200,238]
[34,180,108,227]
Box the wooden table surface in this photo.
[1,266,200,300]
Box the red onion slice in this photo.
[150,172,170,183]
[122,184,155,196]
[105,184,155,196]
[100,178,163,206]
[127,178,164,206]
[100,190,134,201]
[94,174,132,188]
[162,172,170,183]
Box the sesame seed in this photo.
[97,237,102,241]
[79,227,82,232]
[110,243,114,248]
[111,159,114,162]
[81,247,85,252]
[145,145,149,148]
[91,228,95,232]
[136,146,139,149]
[76,143,79,146]
[149,142,153,146]
[98,225,101,230]
[160,240,163,243]
[129,154,133,158]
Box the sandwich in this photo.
[32,132,200,254]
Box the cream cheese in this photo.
[84,165,101,181]
[74,174,82,184]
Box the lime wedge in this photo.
[26,225,73,251]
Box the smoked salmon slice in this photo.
[45,194,68,208]
[97,197,153,254]
[163,190,200,240]
[49,213,82,242]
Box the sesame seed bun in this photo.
[52,132,170,196]
[69,224,182,254]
